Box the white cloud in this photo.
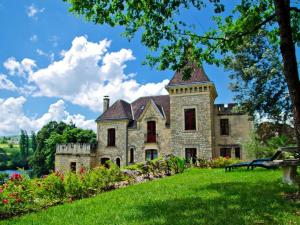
[0,97,95,136]
[26,4,44,18]
[29,36,169,112]
[37,49,54,62]
[30,34,38,42]
[0,74,17,91]
[3,57,36,76]
[49,35,59,47]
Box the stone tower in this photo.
[166,63,217,160]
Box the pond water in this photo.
[0,170,31,177]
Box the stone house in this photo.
[55,65,253,173]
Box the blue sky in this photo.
[0,0,259,135]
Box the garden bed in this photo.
[1,168,299,225]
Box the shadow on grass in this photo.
[129,181,299,225]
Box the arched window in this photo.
[145,149,158,161]
[116,158,121,167]
[129,148,134,163]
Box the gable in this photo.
[138,99,165,122]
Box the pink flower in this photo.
[10,173,23,181]
[0,188,3,193]
[2,199,8,204]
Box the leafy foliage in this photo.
[224,32,292,121]
[30,121,96,177]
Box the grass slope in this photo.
[1,168,300,225]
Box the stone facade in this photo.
[127,101,171,164]
[55,66,253,173]
[167,83,217,160]
[213,104,254,159]
[55,143,97,173]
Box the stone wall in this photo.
[128,102,171,163]
[168,84,216,160]
[213,105,254,159]
[96,120,128,166]
[55,143,97,173]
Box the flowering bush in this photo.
[0,158,184,219]
[0,165,126,219]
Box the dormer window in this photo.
[107,128,116,146]
[184,108,196,130]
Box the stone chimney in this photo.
[103,96,110,112]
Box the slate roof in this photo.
[96,100,133,121]
[96,95,170,127]
[167,63,210,86]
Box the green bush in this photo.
[197,157,241,168]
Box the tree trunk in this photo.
[274,0,300,153]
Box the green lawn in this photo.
[1,168,300,225]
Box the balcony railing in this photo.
[144,133,158,143]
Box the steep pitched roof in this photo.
[168,63,210,86]
[96,95,170,126]
[131,95,170,125]
[96,100,132,121]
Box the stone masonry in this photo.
[55,64,253,173]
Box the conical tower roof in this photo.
[167,63,210,86]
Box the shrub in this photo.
[197,157,241,168]
[0,158,184,219]
[0,173,9,185]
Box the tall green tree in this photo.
[63,0,300,151]
[31,131,37,152]
[19,130,27,159]
[224,31,292,122]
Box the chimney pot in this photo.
[103,96,110,112]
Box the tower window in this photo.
[107,128,116,146]
[184,108,196,130]
[220,119,229,135]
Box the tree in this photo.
[63,0,300,151]
[19,130,27,158]
[30,121,96,177]
[24,130,29,158]
[223,31,291,122]
[31,131,37,152]
[19,129,30,167]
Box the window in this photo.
[129,148,134,163]
[145,149,158,161]
[220,119,229,135]
[70,162,76,172]
[220,148,231,158]
[147,121,156,143]
[235,147,241,159]
[116,158,121,167]
[185,148,197,164]
[107,128,116,146]
[100,158,110,168]
[184,108,196,130]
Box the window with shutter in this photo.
[107,128,116,146]
[184,108,196,130]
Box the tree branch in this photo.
[175,14,276,44]
[290,7,300,13]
